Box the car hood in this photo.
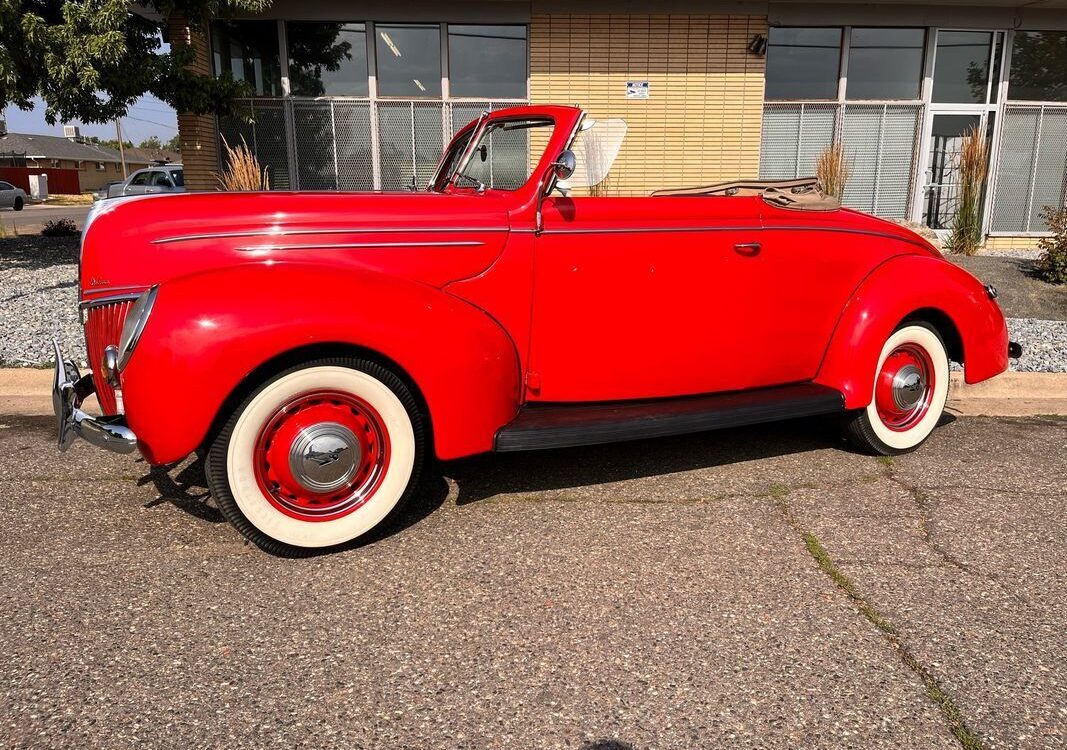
[79,191,512,301]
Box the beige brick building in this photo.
[175,0,1067,247]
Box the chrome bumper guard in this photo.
[52,340,138,454]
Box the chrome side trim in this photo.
[516,225,760,235]
[153,226,509,244]
[79,292,143,310]
[234,240,485,252]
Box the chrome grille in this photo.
[84,300,133,415]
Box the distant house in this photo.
[0,125,178,193]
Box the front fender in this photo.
[815,254,1008,409]
[121,262,521,464]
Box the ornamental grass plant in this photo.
[816,143,850,199]
[947,127,988,256]
[217,136,270,191]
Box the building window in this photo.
[287,22,369,97]
[96,162,106,171]
[447,25,527,99]
[765,28,842,100]
[932,31,994,104]
[1008,31,1067,102]
[211,20,283,96]
[374,23,441,97]
[846,28,925,100]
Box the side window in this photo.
[150,171,173,187]
[169,169,185,187]
[0,182,12,190]
[129,171,150,186]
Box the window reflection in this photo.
[765,28,841,100]
[287,22,369,97]
[210,21,282,96]
[1009,31,1067,102]
[448,25,527,99]
[375,24,441,97]
[932,31,993,104]
[846,28,925,100]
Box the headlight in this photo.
[117,285,159,370]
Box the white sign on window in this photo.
[626,80,649,99]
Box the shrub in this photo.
[216,136,270,191]
[1035,205,1067,285]
[947,126,988,256]
[41,218,79,237]
[816,143,850,199]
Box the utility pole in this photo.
[115,118,128,179]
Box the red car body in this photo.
[73,105,1009,468]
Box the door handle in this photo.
[734,242,761,255]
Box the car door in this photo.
[0,181,13,208]
[527,194,773,403]
[122,171,151,195]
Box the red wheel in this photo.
[206,358,425,555]
[844,323,950,455]
[253,390,391,522]
[873,343,936,432]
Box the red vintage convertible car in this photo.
[55,105,1018,554]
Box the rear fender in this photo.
[815,254,1008,408]
[120,262,521,464]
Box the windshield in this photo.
[438,117,555,191]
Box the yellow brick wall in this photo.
[529,12,767,196]
[169,16,220,192]
[983,235,1046,250]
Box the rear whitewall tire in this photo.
[206,359,425,555]
[844,323,950,455]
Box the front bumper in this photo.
[52,340,138,454]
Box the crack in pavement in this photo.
[876,458,1030,605]
[768,484,986,750]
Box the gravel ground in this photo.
[1,413,1065,748]
[1,235,1065,371]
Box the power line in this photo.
[123,114,177,130]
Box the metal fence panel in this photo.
[219,99,292,190]
[333,101,375,191]
[760,102,923,219]
[991,105,1067,233]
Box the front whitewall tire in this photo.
[207,359,425,555]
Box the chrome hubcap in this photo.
[891,364,925,411]
[288,422,361,494]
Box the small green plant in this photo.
[1035,205,1067,285]
[41,218,78,237]
[947,126,988,256]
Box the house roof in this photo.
[0,131,126,162]
[0,131,175,165]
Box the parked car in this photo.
[0,180,27,210]
[53,105,1017,555]
[93,180,124,201]
[105,164,184,198]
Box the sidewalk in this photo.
[2,368,1064,418]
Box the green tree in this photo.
[0,0,273,125]
[163,133,181,152]
[138,135,162,149]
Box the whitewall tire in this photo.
[843,323,950,455]
[206,358,426,555]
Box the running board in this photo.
[494,383,845,452]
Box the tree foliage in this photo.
[0,0,273,124]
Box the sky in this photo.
[3,95,178,145]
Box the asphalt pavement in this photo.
[1,204,91,233]
[0,414,1064,749]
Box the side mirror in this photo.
[477,144,488,163]
[552,150,576,180]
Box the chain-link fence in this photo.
[989,104,1067,233]
[760,102,924,219]
[219,98,527,191]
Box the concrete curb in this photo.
[1,368,1064,419]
